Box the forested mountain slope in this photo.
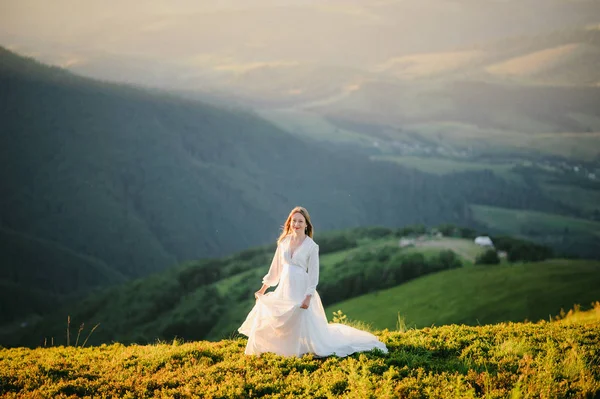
[0,47,466,275]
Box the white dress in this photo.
[238,236,388,357]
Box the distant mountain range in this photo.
[45,24,598,160]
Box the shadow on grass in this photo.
[339,343,497,377]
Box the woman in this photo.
[238,206,388,357]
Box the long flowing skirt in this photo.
[238,263,388,357]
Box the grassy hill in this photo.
[4,225,596,353]
[1,227,460,347]
[1,306,598,398]
[471,205,600,259]
[326,259,600,331]
[370,156,521,183]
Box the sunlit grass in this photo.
[1,307,598,398]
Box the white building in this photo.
[474,236,494,247]
[399,238,416,248]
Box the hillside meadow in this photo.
[1,305,599,398]
[326,259,600,330]
[471,205,600,259]
[2,227,469,347]
[5,227,592,350]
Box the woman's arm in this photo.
[255,283,269,298]
[301,244,320,309]
[256,244,282,298]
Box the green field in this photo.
[326,259,600,330]
[4,225,592,351]
[371,155,520,182]
[541,183,600,215]
[471,205,600,239]
[401,237,487,264]
[2,227,600,397]
[1,307,598,398]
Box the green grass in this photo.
[470,204,600,259]
[214,269,262,297]
[471,205,600,238]
[319,247,362,269]
[401,237,487,264]
[540,183,600,215]
[326,259,600,331]
[323,237,481,266]
[1,308,599,398]
[371,155,520,182]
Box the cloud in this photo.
[314,4,382,22]
[214,60,300,74]
[138,18,175,33]
[58,56,87,68]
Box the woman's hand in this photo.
[255,284,268,300]
[300,295,312,309]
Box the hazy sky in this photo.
[3,0,598,54]
[2,0,598,88]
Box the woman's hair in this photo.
[277,206,314,243]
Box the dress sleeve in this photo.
[262,244,282,287]
[304,244,320,296]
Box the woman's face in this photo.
[290,213,307,234]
